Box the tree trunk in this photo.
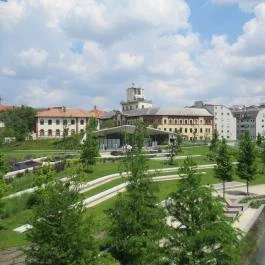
[247,180,249,196]
[223,180,225,199]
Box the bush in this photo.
[26,192,41,209]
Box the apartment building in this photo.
[231,105,265,139]
[192,101,237,141]
[35,107,90,138]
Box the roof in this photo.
[36,107,90,118]
[100,110,120,120]
[124,107,213,117]
[0,105,16,111]
[91,125,175,137]
[88,107,107,118]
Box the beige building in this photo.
[100,108,214,141]
[35,107,90,138]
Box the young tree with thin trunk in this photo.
[26,180,100,265]
[215,138,233,199]
[108,121,167,265]
[209,129,220,160]
[237,132,257,195]
[166,157,241,265]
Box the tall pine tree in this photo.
[215,138,233,199]
[108,121,167,265]
[237,132,256,195]
[166,157,241,265]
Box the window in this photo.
[190,128,192,133]
[71,129,75,135]
[185,120,188,124]
[175,128,178,133]
[185,128,187,133]
[56,119,60,125]
[194,128,197,133]
[190,120,193,124]
[40,129,44,136]
[142,105,144,109]
[40,119,44,125]
[71,119,75,125]
[169,128,172,132]
[63,119,67,125]
[56,129,60,136]
[80,119,84,125]
[164,119,167,124]
[179,128,182,133]
[48,129,52,136]
[164,128,167,131]
[180,120,183,125]
[169,119,172,125]
[200,128,202,133]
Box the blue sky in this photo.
[0,0,265,110]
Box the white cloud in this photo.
[1,67,16,77]
[18,48,48,67]
[0,1,25,29]
[210,0,263,12]
[116,53,144,70]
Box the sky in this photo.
[0,0,265,111]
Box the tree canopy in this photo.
[108,121,167,265]
[26,180,99,265]
[0,105,36,141]
[237,132,257,195]
[166,157,241,265]
[215,138,233,198]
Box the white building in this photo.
[120,85,153,111]
[192,101,237,141]
[35,107,90,138]
[232,105,265,139]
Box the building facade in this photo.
[120,86,153,111]
[231,105,265,139]
[192,101,237,141]
[35,107,90,138]
[100,108,214,141]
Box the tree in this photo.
[215,138,233,199]
[261,141,265,173]
[80,129,99,172]
[0,105,36,141]
[209,129,220,160]
[88,117,98,130]
[108,121,167,265]
[166,157,241,265]
[256,132,263,146]
[237,132,257,195]
[26,180,99,265]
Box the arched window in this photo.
[48,129,52,136]
[40,129,45,136]
[56,129,60,136]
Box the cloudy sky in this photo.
[0,0,265,110]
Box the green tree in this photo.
[261,141,265,173]
[0,105,36,141]
[237,132,257,195]
[108,121,167,265]
[166,157,241,265]
[256,132,263,146]
[26,181,99,265]
[88,117,98,130]
[209,129,220,160]
[215,138,233,199]
[101,119,115,129]
[80,129,99,172]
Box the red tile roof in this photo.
[88,107,107,118]
[36,107,91,118]
[0,105,16,111]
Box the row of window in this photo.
[163,119,212,125]
[163,127,211,133]
[39,129,84,137]
[39,119,85,126]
